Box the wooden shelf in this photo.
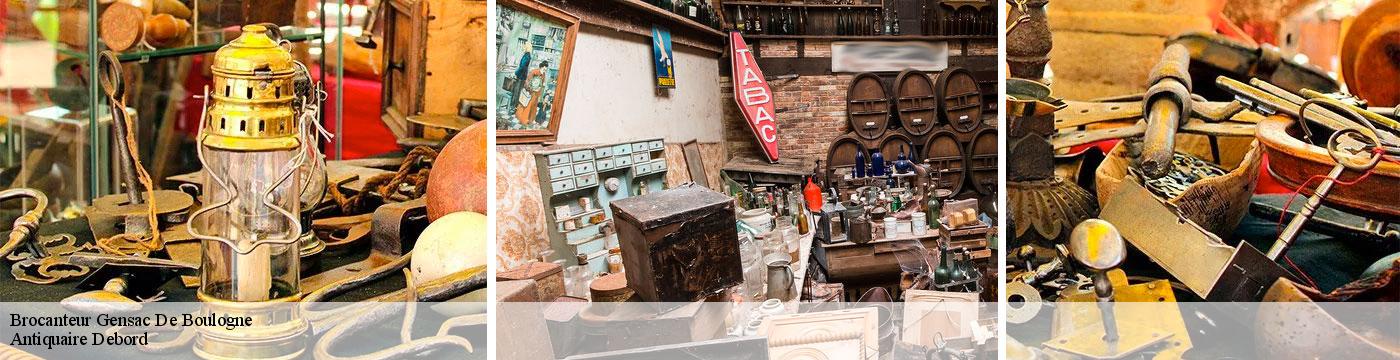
[555,208,604,223]
[607,0,725,38]
[725,1,883,9]
[738,34,996,41]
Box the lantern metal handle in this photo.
[186,87,308,256]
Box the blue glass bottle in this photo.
[870,151,885,177]
[854,151,866,178]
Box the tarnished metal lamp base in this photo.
[194,295,309,360]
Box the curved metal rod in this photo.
[311,303,474,360]
[1,188,47,260]
[302,251,414,304]
[311,268,486,360]
[1295,98,1381,146]
[186,86,307,255]
[304,265,488,336]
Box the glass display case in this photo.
[2,0,359,221]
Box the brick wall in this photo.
[722,71,854,162]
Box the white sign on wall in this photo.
[831,41,948,73]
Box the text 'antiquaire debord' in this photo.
[9,313,254,349]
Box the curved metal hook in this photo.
[0,188,48,260]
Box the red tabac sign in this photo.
[729,32,779,163]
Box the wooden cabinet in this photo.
[533,138,669,274]
[381,0,488,140]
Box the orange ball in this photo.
[426,120,488,220]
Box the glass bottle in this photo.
[884,9,892,35]
[892,10,900,35]
[874,9,883,35]
[796,198,810,235]
[836,9,845,35]
[927,185,942,226]
[934,240,951,286]
[870,151,885,177]
[606,248,623,274]
[570,254,596,299]
[800,7,808,34]
[854,151,866,178]
[735,5,746,33]
[754,7,764,34]
[684,0,698,19]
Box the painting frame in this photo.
[495,0,579,144]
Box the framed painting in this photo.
[495,0,578,144]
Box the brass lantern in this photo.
[187,24,309,360]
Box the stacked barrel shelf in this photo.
[824,67,996,199]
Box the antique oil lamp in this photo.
[186,25,309,360]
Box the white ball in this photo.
[411,211,488,285]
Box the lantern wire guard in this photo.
[185,24,314,360]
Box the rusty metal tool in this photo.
[1268,102,1384,261]
[1140,44,1194,179]
[98,51,143,205]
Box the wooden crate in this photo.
[821,223,992,284]
[497,261,565,301]
[610,186,742,304]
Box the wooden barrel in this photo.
[847,72,891,140]
[826,134,870,182]
[933,66,983,133]
[895,70,939,136]
[923,130,966,194]
[877,131,916,164]
[966,127,998,195]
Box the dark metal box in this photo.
[609,185,742,303]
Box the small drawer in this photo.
[547,165,573,179]
[632,152,650,163]
[614,156,633,166]
[550,178,576,193]
[635,163,651,174]
[596,158,614,171]
[576,173,599,187]
[573,162,595,174]
[648,140,664,150]
[547,153,571,166]
[631,142,648,152]
[594,147,612,158]
[650,159,667,172]
[571,150,593,162]
[613,144,632,156]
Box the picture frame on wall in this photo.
[495,0,579,144]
